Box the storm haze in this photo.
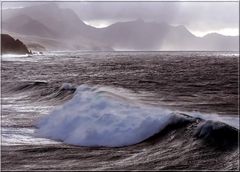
[2,2,239,51]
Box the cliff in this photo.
[1,34,31,54]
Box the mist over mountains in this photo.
[2,4,238,51]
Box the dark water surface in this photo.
[1,51,239,170]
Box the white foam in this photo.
[36,85,175,147]
[2,54,37,62]
[36,84,239,147]
[60,83,76,90]
[187,111,239,129]
[2,54,29,58]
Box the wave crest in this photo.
[194,120,238,146]
[35,84,239,147]
[36,85,185,147]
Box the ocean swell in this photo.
[36,85,182,147]
[35,84,239,147]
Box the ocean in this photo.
[1,51,239,170]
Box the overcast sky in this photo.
[2,1,239,37]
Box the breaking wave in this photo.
[35,84,239,147]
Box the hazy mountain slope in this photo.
[2,31,113,51]
[3,15,58,38]
[2,4,239,51]
[98,20,199,50]
[3,4,84,38]
[99,19,172,50]
[99,20,238,51]
[2,4,112,51]
[199,33,239,51]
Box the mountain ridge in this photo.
[2,4,239,51]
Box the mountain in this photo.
[200,33,239,51]
[98,20,238,51]
[2,4,239,51]
[1,34,31,54]
[3,4,88,38]
[3,15,58,38]
[98,20,198,50]
[2,4,112,51]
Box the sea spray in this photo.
[36,84,177,147]
[36,84,239,147]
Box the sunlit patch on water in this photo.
[2,127,60,145]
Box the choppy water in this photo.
[1,51,239,170]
